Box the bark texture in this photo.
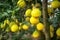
[42,0,50,40]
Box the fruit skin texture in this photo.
[56,28,60,36]
[48,8,53,16]
[25,9,31,17]
[11,24,18,32]
[22,24,29,30]
[9,22,16,27]
[1,23,5,28]
[32,30,40,38]
[4,19,10,25]
[30,17,39,25]
[36,23,44,31]
[25,17,30,22]
[51,1,60,8]
[17,0,26,8]
[31,8,41,17]
[48,8,52,13]
[50,32,54,38]
[50,25,54,32]
[6,19,10,25]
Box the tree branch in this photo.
[42,0,50,40]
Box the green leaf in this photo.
[2,12,8,17]
[6,10,12,13]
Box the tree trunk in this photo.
[42,0,50,40]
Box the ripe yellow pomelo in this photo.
[48,7,52,13]
[6,19,10,25]
[50,32,54,38]
[25,17,30,22]
[36,23,44,31]
[9,22,16,27]
[22,24,29,30]
[17,0,26,8]
[11,24,18,32]
[4,19,10,25]
[4,20,7,24]
[30,17,39,25]
[25,9,31,17]
[56,28,60,36]
[50,25,54,32]
[51,1,60,8]
[1,23,5,29]
[31,8,41,17]
[32,30,40,38]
